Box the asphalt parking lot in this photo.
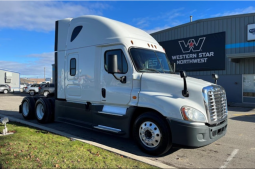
[0,93,255,168]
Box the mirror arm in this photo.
[111,73,126,83]
[180,70,189,97]
[182,77,189,97]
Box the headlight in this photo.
[181,106,206,122]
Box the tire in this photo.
[29,90,35,96]
[133,112,172,156]
[35,98,54,123]
[3,90,8,94]
[21,97,36,119]
[43,91,49,98]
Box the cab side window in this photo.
[70,26,83,42]
[70,58,76,76]
[104,50,128,74]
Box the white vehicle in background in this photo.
[25,84,46,96]
[19,15,228,155]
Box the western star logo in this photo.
[249,28,255,35]
[178,37,206,53]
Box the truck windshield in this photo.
[130,48,174,73]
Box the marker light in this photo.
[131,40,133,45]
[154,45,157,49]
[148,43,150,47]
[151,44,154,48]
[132,96,137,99]
[181,106,206,122]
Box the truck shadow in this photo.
[230,114,255,123]
[0,110,181,158]
[228,106,255,112]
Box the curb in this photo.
[0,114,176,169]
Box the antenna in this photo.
[190,16,193,22]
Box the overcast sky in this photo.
[0,1,254,78]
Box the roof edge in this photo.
[0,69,20,74]
[151,12,255,35]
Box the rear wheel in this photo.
[133,112,172,156]
[44,91,49,97]
[29,90,35,96]
[21,97,36,119]
[3,90,8,94]
[35,98,54,123]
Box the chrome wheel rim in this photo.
[4,90,7,94]
[22,101,29,116]
[36,103,44,120]
[44,92,48,97]
[139,121,161,148]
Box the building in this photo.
[151,13,255,104]
[27,78,46,84]
[0,69,20,91]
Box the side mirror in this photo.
[107,54,126,83]
[180,70,187,78]
[212,73,218,84]
[180,70,189,97]
[107,55,118,74]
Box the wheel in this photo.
[29,90,35,96]
[21,97,36,119]
[44,91,49,97]
[35,98,54,123]
[3,90,8,94]
[133,112,172,156]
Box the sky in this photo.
[0,1,254,79]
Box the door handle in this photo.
[102,88,106,98]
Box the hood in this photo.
[141,73,212,94]
[140,73,214,118]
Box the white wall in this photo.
[0,69,20,91]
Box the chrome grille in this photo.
[203,85,228,124]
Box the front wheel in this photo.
[3,90,8,94]
[133,112,172,156]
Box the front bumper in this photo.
[168,119,227,147]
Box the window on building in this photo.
[104,50,128,74]
[70,26,83,42]
[70,58,76,76]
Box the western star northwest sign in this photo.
[159,32,226,71]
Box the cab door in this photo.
[65,53,81,102]
[101,45,133,105]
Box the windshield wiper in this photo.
[142,68,161,73]
[163,70,175,74]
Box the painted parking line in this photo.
[233,113,255,117]
[219,149,239,169]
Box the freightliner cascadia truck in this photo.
[19,15,228,155]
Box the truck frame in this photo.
[19,15,228,155]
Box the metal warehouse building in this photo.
[151,13,255,104]
[0,69,20,92]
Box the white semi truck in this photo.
[19,15,228,155]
